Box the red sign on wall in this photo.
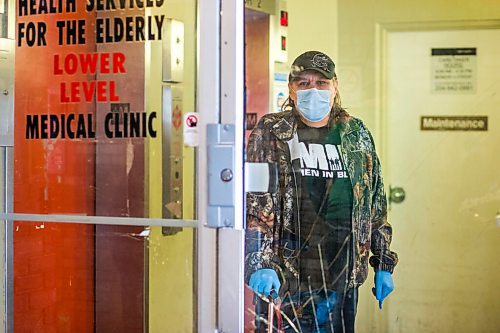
[172,105,182,129]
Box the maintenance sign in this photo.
[421,116,488,131]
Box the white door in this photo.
[386,29,500,332]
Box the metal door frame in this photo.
[1,5,14,326]
[1,146,13,333]
[197,0,245,332]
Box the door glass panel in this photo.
[13,222,194,332]
[11,0,198,331]
[14,1,196,221]
[244,2,499,333]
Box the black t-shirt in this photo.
[295,122,354,291]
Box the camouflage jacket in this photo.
[245,109,398,293]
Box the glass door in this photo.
[0,0,241,332]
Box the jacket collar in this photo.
[270,111,297,141]
[338,117,361,138]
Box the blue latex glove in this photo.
[249,269,281,298]
[316,292,337,325]
[372,270,394,309]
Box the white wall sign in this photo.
[273,72,288,113]
[183,112,198,147]
[431,47,476,94]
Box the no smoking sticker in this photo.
[183,112,199,147]
[185,114,198,128]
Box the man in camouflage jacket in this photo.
[245,108,398,295]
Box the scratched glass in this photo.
[244,2,500,333]
[9,0,198,331]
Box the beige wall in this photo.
[287,0,339,67]
[286,0,500,140]
[338,0,500,136]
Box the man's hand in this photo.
[372,270,394,309]
[249,269,281,298]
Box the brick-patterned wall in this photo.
[14,4,96,332]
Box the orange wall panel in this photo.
[14,4,96,332]
[245,10,270,143]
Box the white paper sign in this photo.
[431,48,476,94]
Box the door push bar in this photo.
[206,124,277,229]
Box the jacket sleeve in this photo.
[367,132,399,273]
[244,116,279,283]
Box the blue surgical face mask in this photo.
[295,88,332,122]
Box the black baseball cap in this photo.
[289,51,336,80]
